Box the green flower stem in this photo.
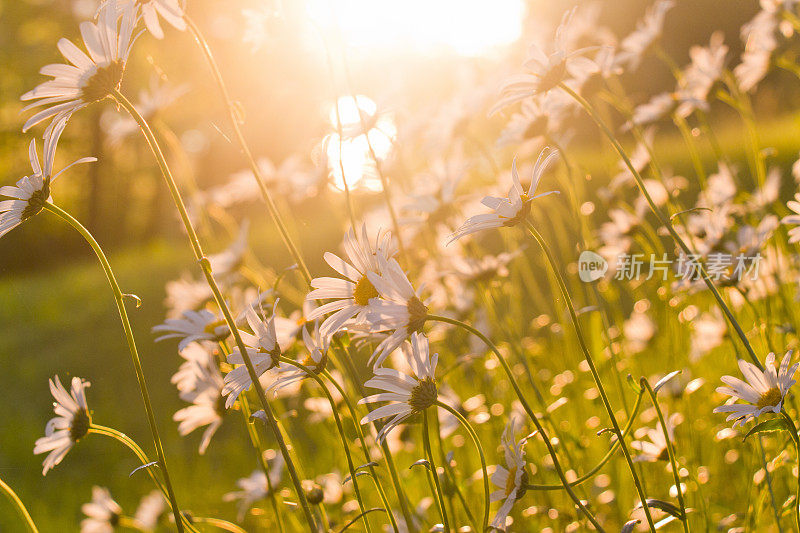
[780,410,800,532]
[190,516,248,533]
[110,89,318,532]
[432,409,479,532]
[42,202,185,532]
[0,475,37,532]
[525,220,656,532]
[184,16,312,284]
[88,425,199,533]
[277,356,374,533]
[558,81,762,370]
[641,379,689,533]
[435,400,489,532]
[218,340,286,533]
[422,409,451,532]
[425,314,606,532]
[523,387,646,491]
[238,396,286,533]
[325,347,415,531]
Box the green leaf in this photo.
[743,418,792,442]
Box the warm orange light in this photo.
[326,95,396,193]
[307,0,525,57]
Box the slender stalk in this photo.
[781,410,800,532]
[641,380,689,533]
[0,475,37,533]
[278,357,374,533]
[88,425,198,533]
[322,369,402,533]
[110,89,318,532]
[184,16,312,284]
[423,409,450,531]
[42,202,185,532]
[558,82,761,370]
[435,400,489,532]
[524,388,646,491]
[425,314,606,532]
[525,220,656,531]
[191,516,248,533]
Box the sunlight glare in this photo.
[326,95,396,193]
[307,0,525,57]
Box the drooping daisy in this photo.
[1,119,95,239]
[34,375,92,475]
[449,148,559,243]
[224,454,285,522]
[133,490,166,531]
[734,9,779,92]
[490,417,529,531]
[81,486,122,533]
[365,255,429,368]
[492,9,599,111]
[222,302,282,408]
[714,351,798,427]
[172,345,226,454]
[152,309,230,351]
[359,333,438,444]
[631,414,679,462]
[267,321,329,395]
[306,225,397,337]
[21,0,137,132]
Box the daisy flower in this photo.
[172,345,226,454]
[1,119,95,239]
[365,255,429,368]
[306,225,397,337]
[152,309,230,351]
[714,351,798,427]
[449,148,559,243]
[614,0,675,71]
[490,417,528,531]
[359,333,438,444]
[782,193,800,243]
[222,302,282,408]
[492,9,598,112]
[21,0,137,132]
[133,490,166,531]
[34,375,92,475]
[81,486,122,533]
[267,321,329,395]
[631,414,679,462]
[117,0,186,40]
[224,454,285,522]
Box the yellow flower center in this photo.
[203,319,226,336]
[406,296,428,333]
[501,200,532,227]
[756,387,783,410]
[353,275,379,306]
[70,408,91,442]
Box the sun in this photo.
[306,0,525,57]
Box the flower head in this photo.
[81,486,122,533]
[631,414,679,462]
[133,490,166,531]
[128,0,187,40]
[714,351,797,427]
[222,301,283,408]
[449,148,559,243]
[1,120,95,239]
[21,0,137,132]
[614,0,675,71]
[34,375,92,475]
[267,321,329,395]
[306,225,397,337]
[224,454,285,522]
[490,417,529,531]
[365,256,429,368]
[359,333,438,444]
[152,309,230,351]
